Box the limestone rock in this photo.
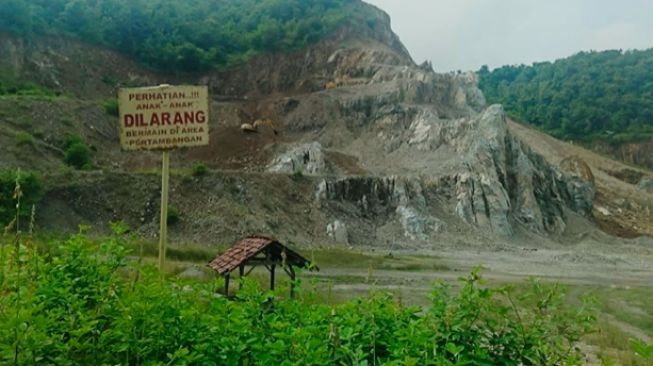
[326,220,349,244]
[267,142,326,175]
[315,179,328,204]
[447,105,594,235]
[560,156,595,186]
[396,205,445,241]
[639,177,653,193]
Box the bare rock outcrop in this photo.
[267,142,326,175]
[640,177,653,193]
[326,220,349,244]
[311,71,594,240]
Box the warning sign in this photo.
[118,85,210,151]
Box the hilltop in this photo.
[478,49,653,169]
[0,0,386,72]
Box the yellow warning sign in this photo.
[118,85,209,151]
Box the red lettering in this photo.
[174,113,184,125]
[150,113,160,126]
[162,113,171,125]
[124,114,134,127]
[184,111,195,124]
[196,111,206,123]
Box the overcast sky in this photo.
[365,0,653,72]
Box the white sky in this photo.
[364,0,653,71]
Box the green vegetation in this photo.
[101,98,119,117]
[0,0,372,72]
[167,206,181,225]
[191,162,209,177]
[0,68,54,97]
[63,134,93,170]
[0,227,597,365]
[14,131,34,147]
[0,170,43,226]
[290,170,305,181]
[478,49,653,144]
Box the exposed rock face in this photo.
[396,205,445,240]
[326,220,349,244]
[308,77,594,239]
[267,142,326,175]
[560,156,596,185]
[313,134,594,240]
[0,2,603,245]
[640,177,653,193]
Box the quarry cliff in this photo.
[0,3,650,246]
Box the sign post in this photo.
[118,85,209,271]
[158,149,170,270]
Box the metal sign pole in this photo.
[158,149,170,271]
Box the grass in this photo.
[567,285,653,365]
[308,246,449,271]
[125,240,227,264]
[594,287,653,337]
[15,131,34,147]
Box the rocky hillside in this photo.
[0,3,650,247]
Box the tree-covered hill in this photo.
[0,0,374,72]
[478,49,653,144]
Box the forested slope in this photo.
[0,0,375,72]
[478,49,653,145]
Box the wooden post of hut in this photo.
[208,236,318,298]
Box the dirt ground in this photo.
[299,241,653,365]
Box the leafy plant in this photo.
[191,162,208,177]
[63,134,93,170]
[101,98,119,117]
[631,338,653,359]
[0,232,596,365]
[167,206,181,225]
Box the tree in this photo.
[478,48,653,144]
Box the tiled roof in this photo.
[208,236,273,275]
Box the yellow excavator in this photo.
[240,118,278,135]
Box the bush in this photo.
[102,98,119,117]
[0,232,597,365]
[63,135,93,170]
[167,206,180,225]
[191,162,208,177]
[290,169,304,181]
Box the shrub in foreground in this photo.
[0,231,596,365]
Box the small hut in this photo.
[208,236,318,297]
